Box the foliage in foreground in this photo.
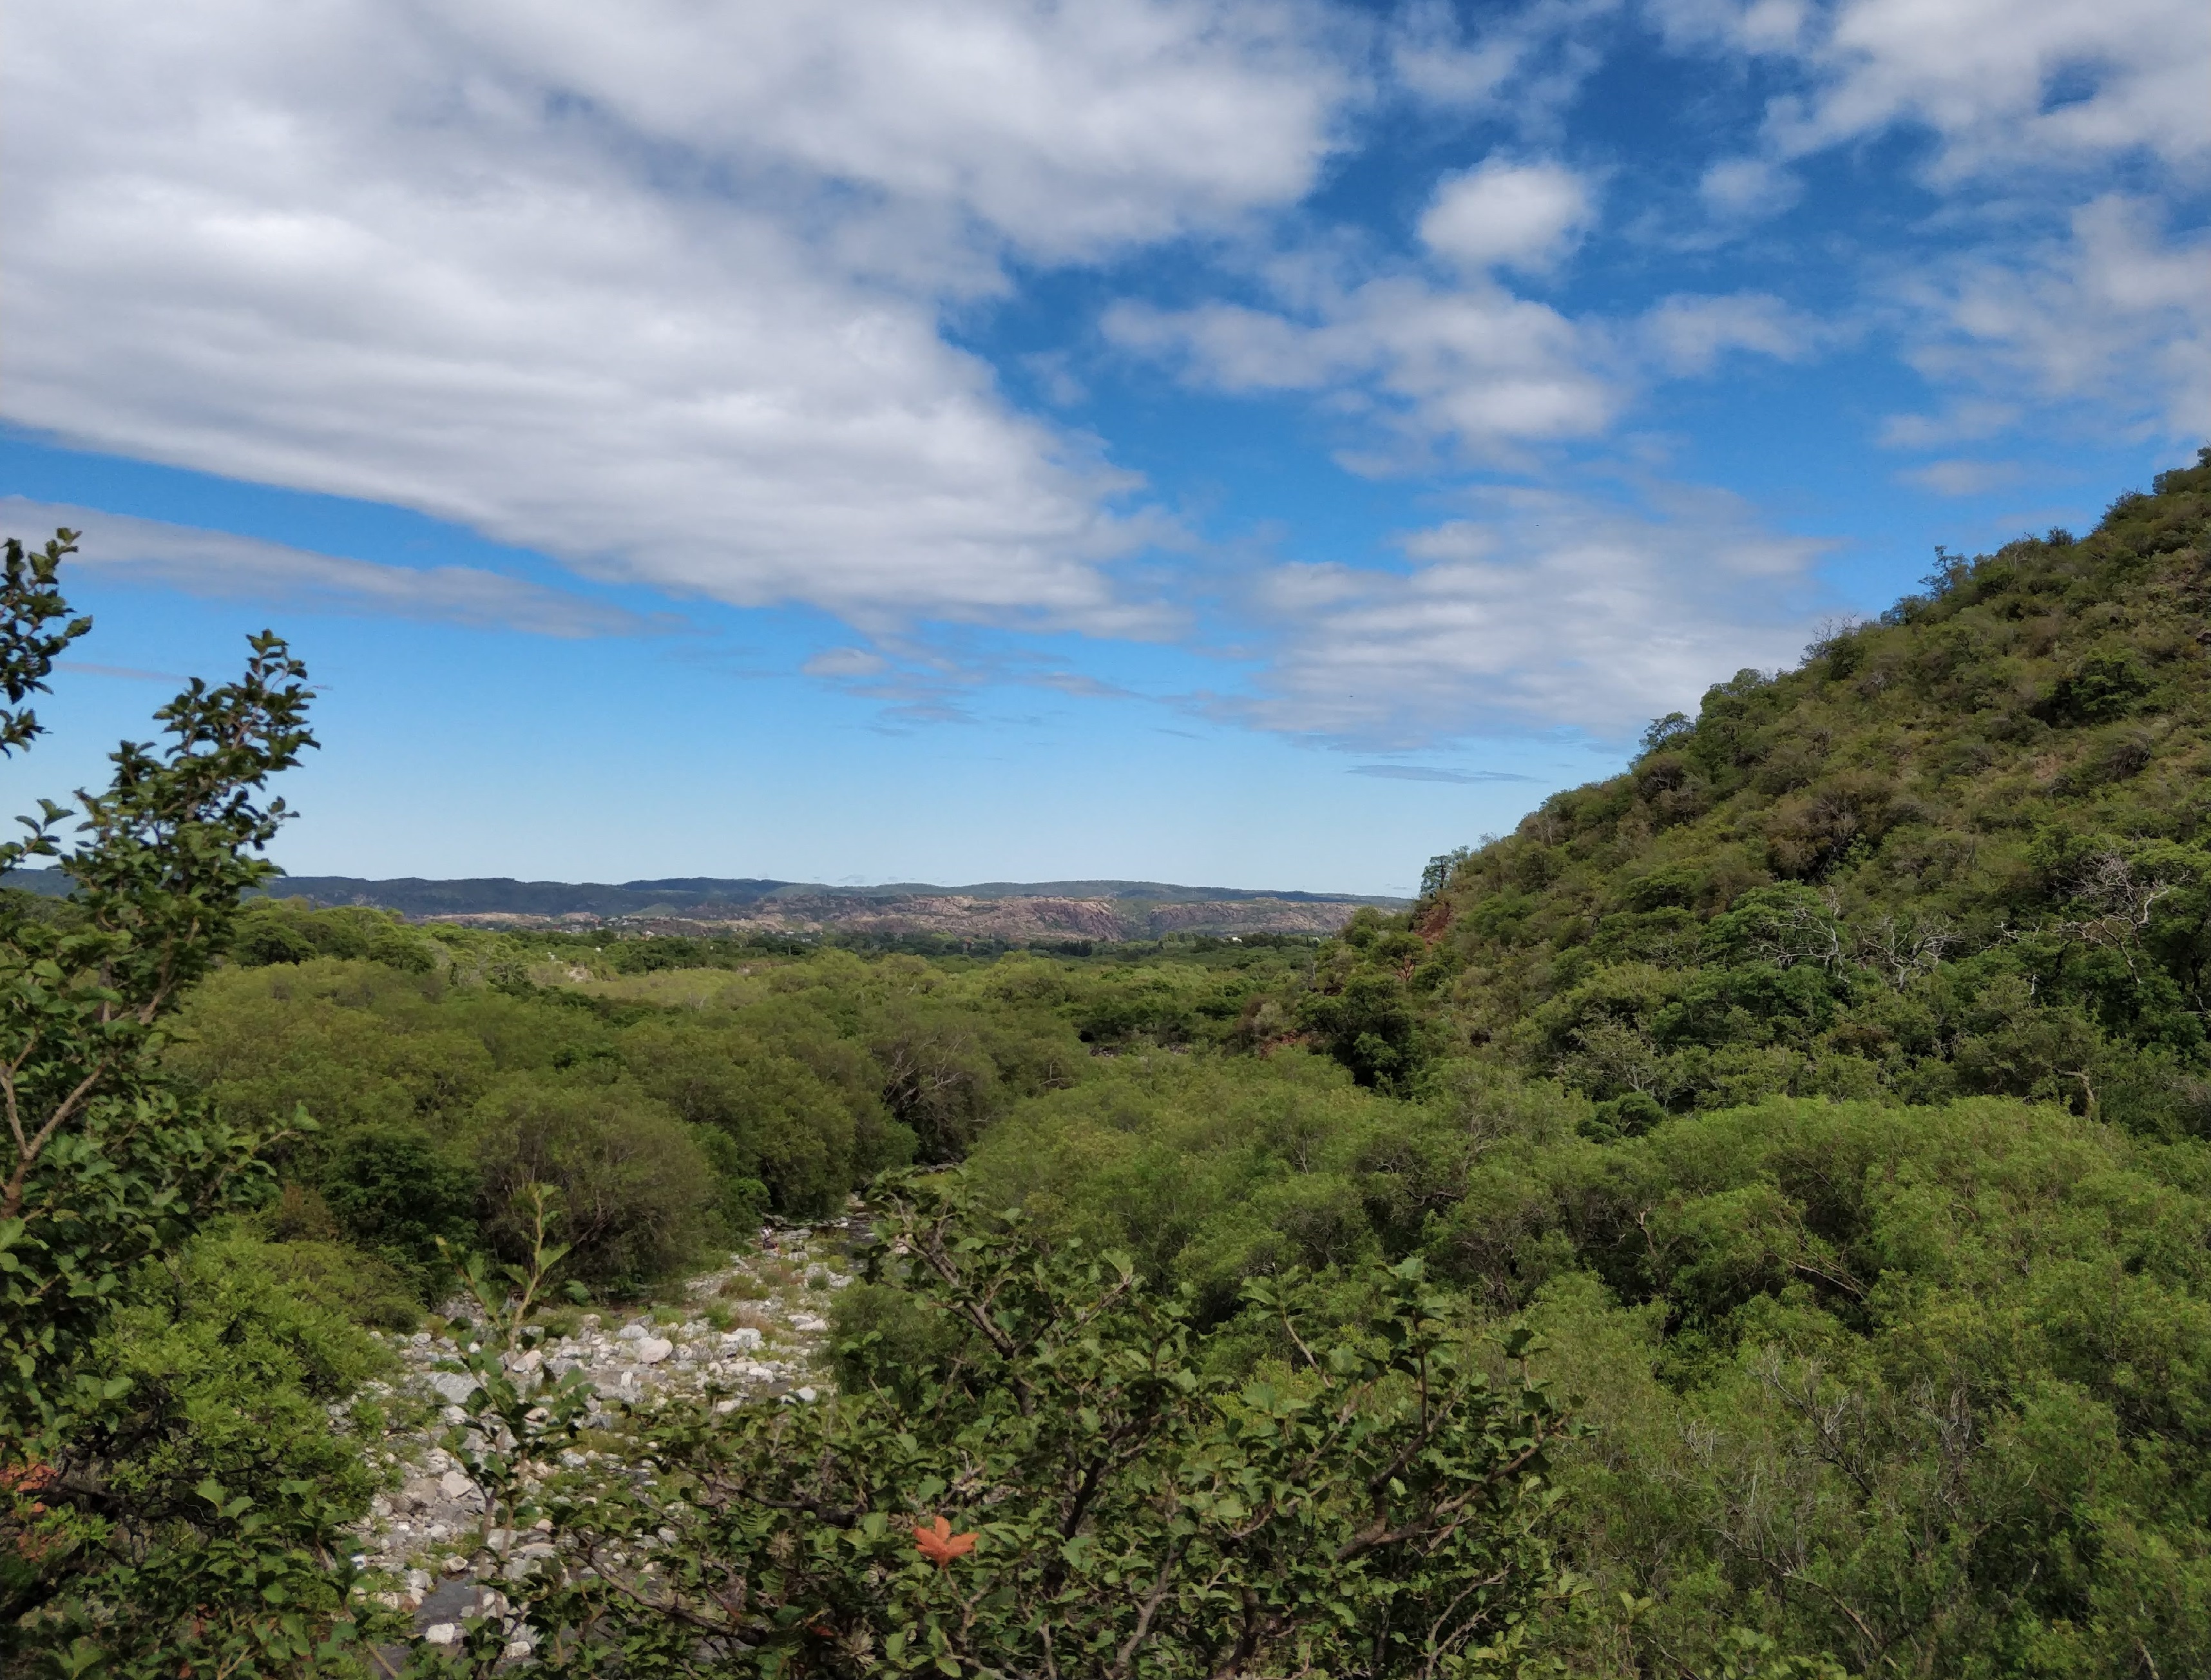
[427,1175,1587,1680]
[0,530,385,1675]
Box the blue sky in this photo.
[3,0,2206,895]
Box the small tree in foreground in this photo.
[0,530,351,1674]
[432,1174,1584,1678]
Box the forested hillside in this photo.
[1316,448,2211,1134]
[12,457,2211,1679]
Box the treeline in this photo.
[166,912,1319,1308]
[227,893,1323,971]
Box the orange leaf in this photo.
[911,1514,979,1569]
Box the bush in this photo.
[314,1123,479,1292]
[473,1083,716,1292]
[255,1234,425,1330]
[687,1122,770,1240]
[439,1176,1584,1677]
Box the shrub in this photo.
[313,1123,479,1292]
[473,1084,716,1292]
[436,1176,1585,1677]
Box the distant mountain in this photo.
[0,868,1407,939]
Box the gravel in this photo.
[352,1218,858,1636]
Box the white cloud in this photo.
[1204,483,1830,744]
[3,0,1350,632]
[1106,278,1617,461]
[441,0,1349,264]
[1388,0,1627,127]
[1698,154,1802,218]
[1419,160,1594,272]
[1660,0,2211,177]
[1109,276,1825,462]
[1797,0,2211,176]
[1874,400,2018,449]
[1897,459,2023,496]
[803,647,892,679]
[1,500,662,638]
[1640,291,1822,374]
[1648,0,1814,56]
[1901,196,2211,439]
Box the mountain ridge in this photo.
[0,868,1408,940]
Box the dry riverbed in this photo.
[348,1219,858,1648]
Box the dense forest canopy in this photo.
[8,452,2211,1676]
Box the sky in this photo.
[3,0,2206,897]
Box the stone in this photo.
[439,1470,475,1500]
[423,1623,460,1646]
[634,1337,674,1365]
[426,1372,478,1404]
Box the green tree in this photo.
[0,530,365,1672]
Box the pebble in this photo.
[348,1216,863,1652]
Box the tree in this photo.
[0,530,361,1674]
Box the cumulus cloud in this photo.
[1109,275,1825,463]
[1203,483,1830,745]
[1639,291,1823,374]
[1898,459,2024,496]
[1901,196,2211,439]
[1,500,664,638]
[802,647,893,680]
[1419,160,1594,272]
[1875,401,2018,450]
[1795,0,2211,176]
[1387,0,1627,126]
[2,0,1348,631]
[1698,154,1803,218]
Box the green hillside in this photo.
[1328,448,2211,1138]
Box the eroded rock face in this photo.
[351,1218,858,1634]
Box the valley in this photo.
[9,452,2211,1676]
